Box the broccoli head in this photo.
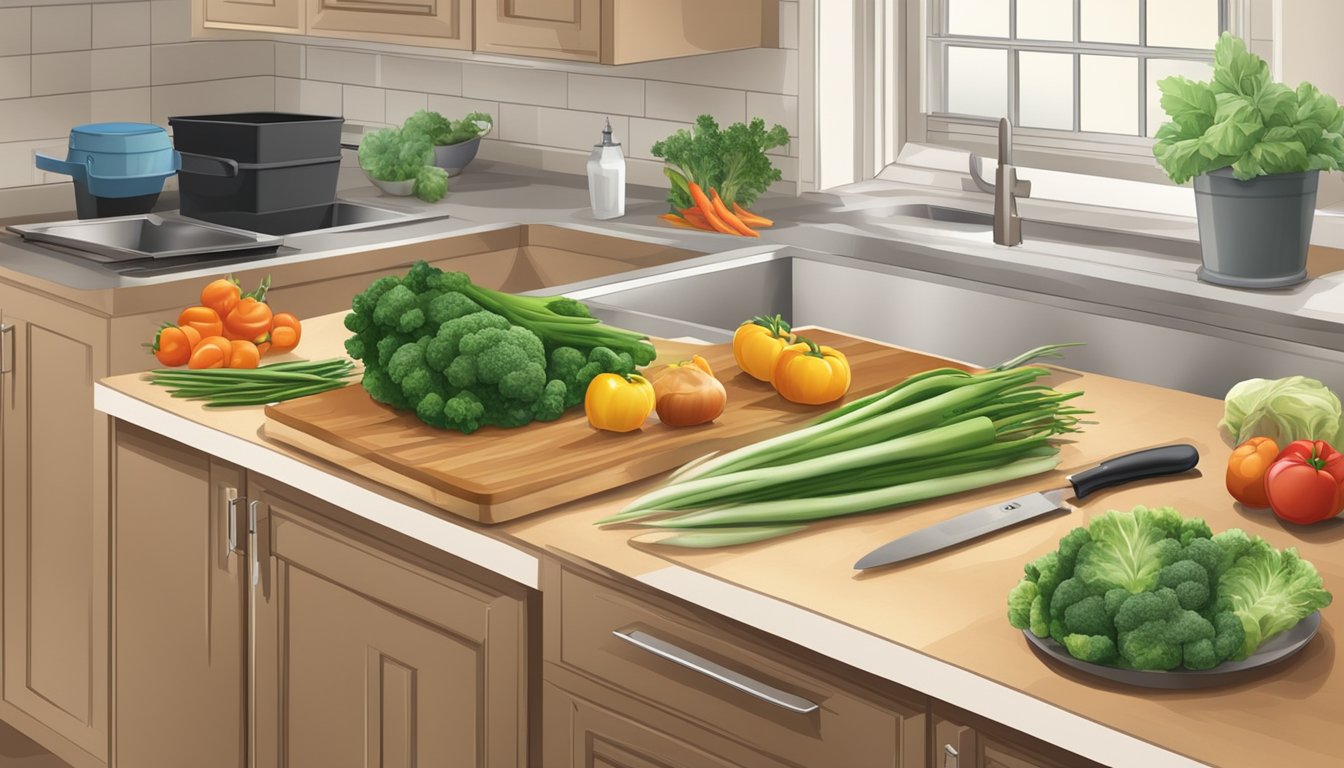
[426,311,513,371]
[427,291,482,325]
[372,284,425,333]
[1063,634,1119,664]
[1049,577,1091,619]
[1063,595,1112,638]
[1158,560,1212,611]
[351,274,401,317]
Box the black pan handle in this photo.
[178,151,239,178]
[340,142,360,151]
[1068,444,1199,499]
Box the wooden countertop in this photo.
[96,312,1343,768]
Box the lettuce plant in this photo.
[1154,33,1344,184]
[402,110,493,146]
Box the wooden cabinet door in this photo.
[248,474,529,768]
[203,0,302,31]
[475,0,601,62]
[113,424,246,768]
[0,294,108,768]
[307,0,472,49]
[931,705,1104,768]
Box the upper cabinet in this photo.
[307,0,472,50]
[196,0,776,63]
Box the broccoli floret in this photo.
[459,326,548,400]
[1063,595,1112,637]
[360,367,406,409]
[351,274,401,317]
[425,269,471,293]
[1056,526,1092,572]
[1211,528,1255,579]
[1103,588,1131,622]
[1159,560,1211,611]
[545,296,592,318]
[403,260,439,293]
[1179,516,1214,547]
[1180,537,1223,584]
[386,343,426,385]
[1118,621,1185,670]
[1063,634,1118,664]
[532,379,568,422]
[1213,611,1248,662]
[1049,577,1091,618]
[443,391,486,433]
[376,334,412,368]
[1028,595,1049,638]
[1049,617,1069,645]
[1114,589,1181,633]
[1030,551,1066,608]
[427,291,482,325]
[344,311,369,333]
[426,311,512,371]
[1182,638,1218,670]
[1007,579,1039,630]
[373,284,425,333]
[415,392,447,429]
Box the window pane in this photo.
[1017,0,1073,41]
[947,0,1010,38]
[1080,55,1138,134]
[1147,0,1220,49]
[1019,52,1075,130]
[946,47,1008,118]
[1146,58,1215,136]
[1080,0,1138,45]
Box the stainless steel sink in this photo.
[188,200,445,236]
[562,247,1344,400]
[871,203,995,226]
[8,214,282,262]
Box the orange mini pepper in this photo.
[1226,437,1279,508]
[222,297,274,343]
[772,336,852,405]
[200,275,241,320]
[188,336,232,369]
[267,312,302,354]
[178,306,223,339]
[227,340,261,369]
[147,324,201,367]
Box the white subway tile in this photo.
[0,9,31,56]
[381,55,461,95]
[32,5,92,54]
[385,90,428,125]
[151,41,274,85]
[0,142,36,188]
[342,85,385,124]
[612,48,798,96]
[275,77,301,112]
[747,91,797,135]
[31,51,92,96]
[628,117,689,161]
[567,73,644,116]
[461,63,567,108]
[779,1,798,49]
[0,55,31,100]
[0,94,92,143]
[92,46,151,91]
[151,76,273,125]
[275,43,304,79]
[93,2,151,48]
[299,79,342,116]
[150,0,190,44]
[92,87,151,123]
[426,94,499,128]
[498,104,625,152]
[306,47,377,86]
[646,81,745,126]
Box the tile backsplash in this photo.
[0,0,800,195]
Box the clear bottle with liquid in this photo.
[587,118,625,220]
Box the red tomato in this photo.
[1264,440,1344,524]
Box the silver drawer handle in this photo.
[612,629,819,714]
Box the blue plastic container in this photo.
[35,123,180,218]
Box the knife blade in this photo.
[853,444,1200,570]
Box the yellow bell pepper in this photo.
[772,337,851,405]
[585,373,656,432]
[732,314,795,381]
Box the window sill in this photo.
[877,143,1344,250]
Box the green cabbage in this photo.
[1220,375,1344,446]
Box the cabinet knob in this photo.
[943,744,959,768]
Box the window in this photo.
[904,0,1236,181]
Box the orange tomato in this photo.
[1226,437,1279,508]
[188,336,232,369]
[200,276,241,319]
[178,306,223,339]
[222,297,274,342]
[148,324,201,367]
[228,340,260,369]
[732,315,795,381]
[772,337,852,405]
[267,312,302,354]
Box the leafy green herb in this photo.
[402,109,493,146]
[358,127,433,182]
[414,165,449,203]
[1154,33,1344,183]
[651,115,790,210]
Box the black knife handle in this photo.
[1068,444,1199,500]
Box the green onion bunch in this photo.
[146,358,356,408]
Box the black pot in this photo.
[168,113,344,164]
[176,152,342,215]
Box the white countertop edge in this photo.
[93,384,541,590]
[637,566,1207,768]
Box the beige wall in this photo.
[1277,0,1344,205]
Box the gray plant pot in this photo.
[1193,167,1319,289]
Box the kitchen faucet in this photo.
[969,117,1032,246]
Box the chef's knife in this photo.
[853,444,1200,570]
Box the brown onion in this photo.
[653,360,727,426]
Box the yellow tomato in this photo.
[585,373,656,432]
[772,338,851,405]
[732,314,795,381]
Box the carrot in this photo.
[686,181,737,235]
[732,202,774,228]
[660,213,697,229]
[709,188,759,238]
[679,208,716,231]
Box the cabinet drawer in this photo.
[544,559,924,767]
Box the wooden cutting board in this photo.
[261,329,972,523]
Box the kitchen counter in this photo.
[94,311,1342,768]
[2,161,1344,354]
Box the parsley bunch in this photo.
[651,115,790,211]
